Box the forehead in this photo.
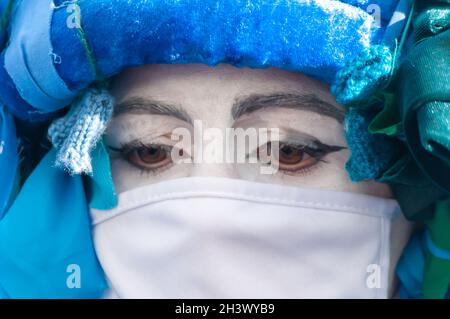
[110,64,339,113]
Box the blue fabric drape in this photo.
[0,149,106,298]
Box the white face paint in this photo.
[106,64,391,196]
[97,64,413,298]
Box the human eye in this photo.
[255,137,346,175]
[108,141,184,175]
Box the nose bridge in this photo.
[189,137,237,178]
[189,163,236,178]
[188,123,238,178]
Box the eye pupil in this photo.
[279,145,304,164]
[136,146,167,164]
[282,146,293,156]
[147,147,159,156]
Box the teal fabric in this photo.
[0,149,107,298]
[413,6,450,41]
[0,102,19,219]
[397,226,450,299]
[396,7,450,193]
[331,0,415,183]
[0,0,448,299]
[418,102,450,166]
[332,45,394,106]
[378,155,444,221]
[333,0,450,222]
[397,232,426,299]
[344,107,398,181]
[394,16,450,291]
[423,199,450,298]
[87,139,118,210]
[0,0,13,47]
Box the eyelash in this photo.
[281,141,344,162]
[250,140,344,176]
[108,140,345,176]
[289,142,343,175]
[108,141,176,176]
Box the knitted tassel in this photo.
[331,45,394,106]
[48,88,114,175]
[344,108,397,181]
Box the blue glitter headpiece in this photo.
[4,0,448,300]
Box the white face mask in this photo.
[90,177,402,299]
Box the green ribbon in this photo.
[418,102,450,166]
[414,4,450,41]
[423,199,450,298]
[0,0,14,32]
[369,92,447,220]
[396,3,450,193]
[394,0,450,298]
[378,155,441,220]
[369,93,403,137]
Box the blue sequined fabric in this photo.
[0,0,398,119]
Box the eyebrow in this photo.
[114,97,193,125]
[231,93,345,123]
[114,92,345,124]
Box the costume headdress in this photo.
[0,0,448,298]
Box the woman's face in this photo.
[106,63,391,197]
[103,64,414,297]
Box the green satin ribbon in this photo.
[397,0,450,298]
[418,102,450,166]
[0,0,14,32]
[365,2,450,218]
[393,0,450,194]
[414,3,450,41]
[369,93,448,220]
[423,200,450,298]
[396,28,450,192]
[378,155,440,220]
[369,93,402,137]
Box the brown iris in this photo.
[274,144,318,172]
[127,146,173,170]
